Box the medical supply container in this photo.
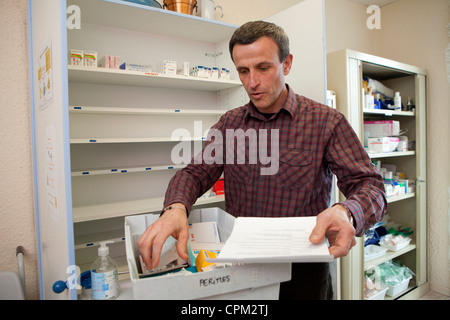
[125,207,291,299]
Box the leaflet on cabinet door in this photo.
[37,41,54,110]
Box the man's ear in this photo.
[283,54,293,76]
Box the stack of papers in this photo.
[206,216,334,263]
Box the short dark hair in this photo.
[229,21,290,63]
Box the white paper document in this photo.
[206,216,334,263]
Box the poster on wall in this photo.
[37,41,54,110]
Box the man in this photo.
[137,21,386,299]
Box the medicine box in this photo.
[100,55,120,69]
[70,49,84,66]
[125,207,291,300]
[177,62,190,76]
[364,120,400,137]
[120,63,151,73]
[84,51,97,68]
[158,60,177,75]
[368,137,399,153]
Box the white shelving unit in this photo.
[29,0,327,299]
[65,0,248,282]
[29,0,245,299]
[327,49,428,300]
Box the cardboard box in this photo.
[70,49,83,66]
[158,60,177,75]
[364,120,400,137]
[368,137,399,153]
[120,62,151,73]
[125,207,291,299]
[84,50,97,68]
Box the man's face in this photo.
[232,36,293,114]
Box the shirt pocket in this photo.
[275,149,313,189]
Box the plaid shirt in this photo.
[164,85,386,236]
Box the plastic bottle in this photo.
[90,241,119,300]
[394,92,402,110]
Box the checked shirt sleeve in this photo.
[326,115,387,236]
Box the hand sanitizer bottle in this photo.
[91,241,119,300]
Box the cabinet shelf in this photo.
[70,137,207,144]
[368,151,415,159]
[72,164,185,176]
[364,243,416,271]
[69,106,228,116]
[68,65,242,91]
[73,194,225,223]
[74,229,125,250]
[386,192,415,204]
[71,0,239,43]
[363,109,415,117]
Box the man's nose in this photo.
[248,70,260,89]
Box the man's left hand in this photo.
[309,205,357,258]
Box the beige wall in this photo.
[375,0,450,296]
[325,0,377,54]
[1,0,448,299]
[0,0,40,299]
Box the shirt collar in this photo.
[245,84,298,122]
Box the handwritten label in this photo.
[199,275,231,287]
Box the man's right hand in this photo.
[137,204,190,270]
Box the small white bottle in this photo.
[90,241,119,300]
[394,92,402,110]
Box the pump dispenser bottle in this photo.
[90,241,119,300]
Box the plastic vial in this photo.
[90,241,119,300]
